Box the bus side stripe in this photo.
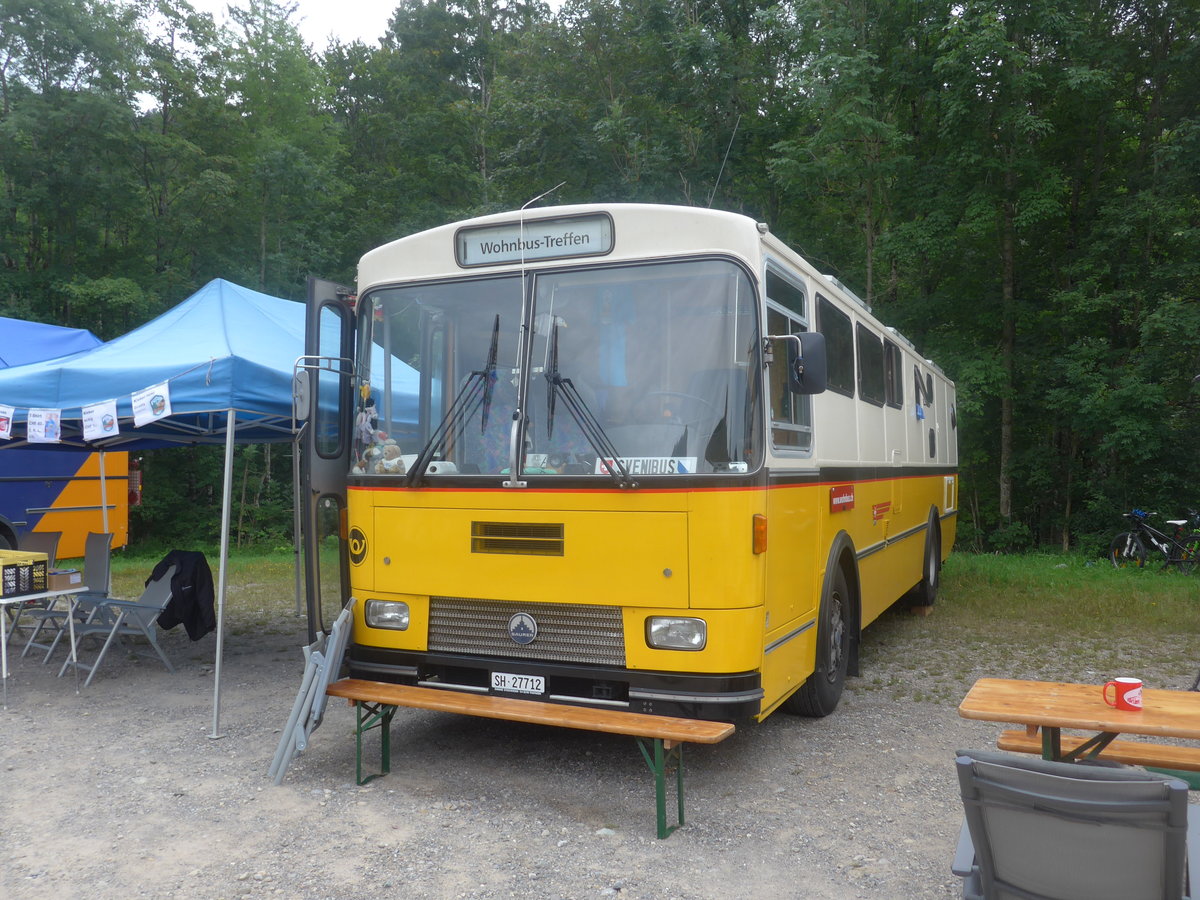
[855,518,935,561]
[764,618,817,654]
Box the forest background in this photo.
[1,0,1198,555]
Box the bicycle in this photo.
[1109,509,1200,573]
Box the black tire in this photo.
[1109,532,1146,569]
[1168,533,1200,575]
[0,531,14,551]
[785,565,851,717]
[906,512,942,607]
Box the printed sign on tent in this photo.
[0,404,13,440]
[132,381,172,426]
[82,399,120,441]
[27,408,62,443]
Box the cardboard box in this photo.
[47,569,82,592]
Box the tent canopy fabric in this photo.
[0,279,418,449]
[0,316,101,369]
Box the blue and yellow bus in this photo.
[0,449,130,556]
[0,317,130,556]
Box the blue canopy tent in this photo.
[0,279,418,734]
[0,280,421,447]
[0,316,101,369]
[0,319,108,549]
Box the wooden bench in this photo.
[997,728,1200,777]
[325,678,735,838]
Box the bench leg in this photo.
[352,701,397,785]
[1039,726,1120,762]
[1060,731,1118,762]
[636,737,685,839]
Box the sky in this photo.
[188,1,398,49]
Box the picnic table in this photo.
[958,677,1200,777]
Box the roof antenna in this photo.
[520,181,566,267]
[707,115,741,208]
[522,181,566,215]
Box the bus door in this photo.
[299,276,355,642]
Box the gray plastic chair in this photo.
[953,748,1200,900]
[58,565,176,687]
[20,531,61,568]
[22,531,113,660]
[3,531,62,646]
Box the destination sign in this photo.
[456,213,613,267]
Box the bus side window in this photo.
[767,306,813,451]
[914,365,934,407]
[884,340,903,408]
[856,324,885,407]
[817,294,854,397]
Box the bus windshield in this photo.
[354,258,761,478]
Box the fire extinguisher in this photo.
[128,457,143,507]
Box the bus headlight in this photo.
[364,599,410,631]
[646,616,707,651]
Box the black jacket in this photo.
[151,550,216,641]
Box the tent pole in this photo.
[98,450,110,535]
[210,409,236,740]
[98,450,111,595]
[292,433,303,617]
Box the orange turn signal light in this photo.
[752,514,768,554]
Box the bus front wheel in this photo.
[786,565,851,717]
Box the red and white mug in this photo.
[1102,677,1143,710]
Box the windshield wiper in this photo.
[544,323,635,487]
[406,314,500,485]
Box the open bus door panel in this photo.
[300,277,355,642]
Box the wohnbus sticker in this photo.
[595,457,698,475]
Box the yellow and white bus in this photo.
[301,203,957,722]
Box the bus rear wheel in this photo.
[786,565,850,718]
[905,512,942,608]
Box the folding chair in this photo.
[22,531,112,661]
[953,748,1200,900]
[20,531,61,568]
[269,600,355,784]
[3,532,61,646]
[57,565,176,687]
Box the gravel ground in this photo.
[2,599,1192,900]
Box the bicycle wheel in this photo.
[1109,532,1146,569]
[1172,532,1200,575]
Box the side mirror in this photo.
[787,331,827,395]
[293,369,311,421]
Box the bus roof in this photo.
[358,203,766,291]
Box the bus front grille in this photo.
[428,597,626,666]
[471,521,564,556]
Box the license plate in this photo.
[491,671,545,695]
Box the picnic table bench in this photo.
[996,727,1200,772]
[325,677,735,838]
